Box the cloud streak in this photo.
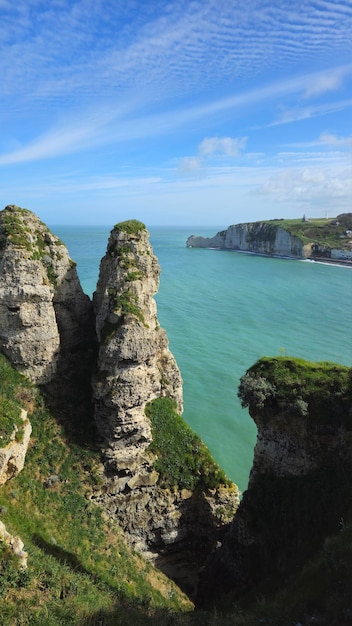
[2,64,351,166]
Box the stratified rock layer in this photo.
[92,220,239,594]
[198,357,352,605]
[92,220,183,474]
[0,205,94,383]
[187,223,308,257]
[187,216,352,262]
[0,208,240,595]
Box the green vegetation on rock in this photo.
[113,219,146,234]
[0,207,32,252]
[108,288,146,326]
[0,355,30,447]
[238,356,352,424]
[0,356,191,624]
[0,206,60,286]
[263,214,352,249]
[146,397,231,490]
[1,352,352,624]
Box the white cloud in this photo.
[267,98,352,128]
[199,136,247,157]
[177,135,247,177]
[256,166,352,209]
[319,132,352,147]
[178,157,203,175]
[303,71,345,99]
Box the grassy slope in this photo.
[263,216,352,249]
[1,352,352,625]
[0,354,192,625]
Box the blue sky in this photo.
[1,0,351,227]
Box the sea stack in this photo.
[92,219,183,481]
[91,220,239,592]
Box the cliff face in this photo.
[0,205,94,383]
[198,357,352,605]
[91,221,239,592]
[0,208,239,596]
[92,219,183,478]
[187,223,308,258]
[187,216,352,263]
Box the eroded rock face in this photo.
[91,220,239,594]
[0,205,94,383]
[187,223,309,258]
[92,220,183,474]
[198,358,352,606]
[0,409,31,486]
[0,208,240,595]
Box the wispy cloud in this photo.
[1,62,351,166]
[302,67,347,99]
[178,136,247,175]
[319,131,352,147]
[199,137,247,157]
[1,1,352,109]
[267,98,352,127]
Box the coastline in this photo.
[194,246,352,268]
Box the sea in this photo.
[52,225,352,493]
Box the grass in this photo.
[1,350,352,624]
[262,216,352,249]
[0,356,33,447]
[145,397,232,491]
[113,220,146,235]
[109,289,146,325]
[0,354,192,624]
[238,356,352,424]
[0,206,61,286]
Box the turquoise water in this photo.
[53,225,352,492]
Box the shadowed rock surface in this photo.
[91,220,239,595]
[198,357,352,606]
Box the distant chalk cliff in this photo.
[187,214,352,263]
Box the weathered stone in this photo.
[0,519,28,569]
[198,358,352,606]
[0,205,94,384]
[92,221,183,477]
[0,409,31,486]
[187,223,308,258]
[91,220,240,594]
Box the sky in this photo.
[0,0,352,227]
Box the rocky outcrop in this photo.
[0,409,31,486]
[0,519,28,569]
[91,220,239,593]
[0,205,94,384]
[92,219,183,475]
[0,208,239,594]
[198,357,352,605]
